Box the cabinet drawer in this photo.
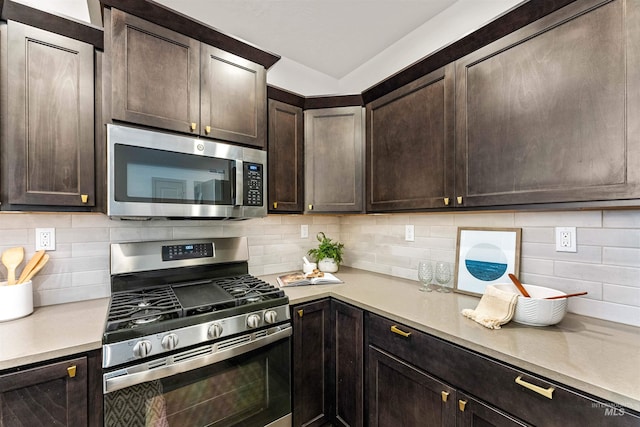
[366,313,639,426]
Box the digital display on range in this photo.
[161,243,214,261]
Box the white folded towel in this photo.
[461,284,518,329]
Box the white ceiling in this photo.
[153,0,456,79]
[23,0,524,95]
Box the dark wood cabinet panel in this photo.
[368,346,456,427]
[268,99,304,212]
[305,106,365,213]
[292,299,332,427]
[367,312,640,427]
[366,64,454,212]
[0,356,88,426]
[2,20,95,208]
[455,0,639,207]
[110,9,267,148]
[110,8,200,135]
[201,45,266,148]
[331,300,363,427]
[456,392,529,427]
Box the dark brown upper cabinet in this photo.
[109,9,267,148]
[366,64,455,212]
[305,106,365,213]
[455,0,639,208]
[1,20,95,209]
[268,99,304,213]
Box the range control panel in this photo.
[243,163,263,206]
[162,243,214,261]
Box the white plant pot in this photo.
[318,258,339,273]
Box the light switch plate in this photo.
[301,224,309,239]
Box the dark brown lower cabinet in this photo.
[331,300,363,427]
[291,299,364,427]
[0,356,88,426]
[368,346,456,427]
[292,299,332,427]
[456,392,528,427]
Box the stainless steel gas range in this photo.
[102,237,291,427]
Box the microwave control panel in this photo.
[243,163,263,206]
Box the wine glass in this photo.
[434,261,452,293]
[417,261,433,292]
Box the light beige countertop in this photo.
[0,297,109,371]
[1,268,638,414]
[262,267,640,413]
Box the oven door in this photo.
[104,326,291,427]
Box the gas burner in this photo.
[130,310,163,326]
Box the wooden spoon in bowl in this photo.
[17,250,45,285]
[2,247,24,285]
[546,291,588,300]
[508,273,531,298]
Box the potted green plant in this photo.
[307,232,344,273]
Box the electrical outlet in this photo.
[555,227,576,252]
[301,224,309,239]
[405,225,415,242]
[36,228,56,251]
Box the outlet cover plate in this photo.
[35,228,56,251]
[555,227,576,252]
[405,225,415,242]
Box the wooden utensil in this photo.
[508,273,531,298]
[2,247,24,285]
[17,250,46,284]
[545,292,588,300]
[20,253,49,283]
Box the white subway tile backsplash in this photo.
[603,247,640,267]
[2,209,639,326]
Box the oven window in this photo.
[104,338,290,427]
[114,144,234,205]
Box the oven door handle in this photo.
[104,325,291,394]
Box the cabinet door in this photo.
[5,21,95,207]
[268,99,304,212]
[331,300,363,427]
[455,0,638,207]
[110,9,200,135]
[201,45,267,148]
[0,357,88,426]
[292,299,332,427]
[368,346,456,427]
[305,106,365,213]
[366,64,454,212]
[456,392,529,427]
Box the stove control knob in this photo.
[247,314,261,329]
[161,333,179,350]
[208,323,224,339]
[133,340,152,358]
[264,310,278,324]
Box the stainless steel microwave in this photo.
[107,124,267,220]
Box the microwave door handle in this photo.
[233,160,243,206]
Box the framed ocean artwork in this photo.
[454,227,522,296]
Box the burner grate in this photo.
[106,287,182,331]
[217,274,285,304]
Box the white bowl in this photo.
[0,280,34,322]
[493,283,568,326]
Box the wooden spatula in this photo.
[20,253,49,284]
[2,247,24,285]
[17,250,46,284]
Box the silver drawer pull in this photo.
[515,375,554,399]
